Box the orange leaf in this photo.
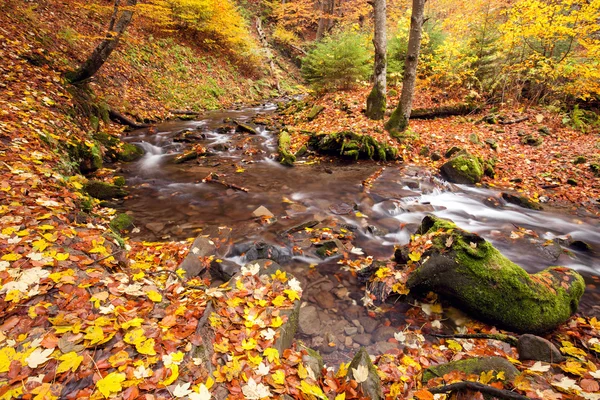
[414,389,434,400]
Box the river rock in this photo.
[233,119,259,134]
[209,259,240,281]
[369,341,399,355]
[315,239,344,259]
[359,316,380,334]
[252,206,274,218]
[348,347,383,400]
[314,291,336,309]
[299,344,324,379]
[439,151,483,184]
[180,235,216,277]
[405,216,585,333]
[517,334,565,363]
[373,326,397,342]
[353,334,373,346]
[145,222,165,234]
[229,241,292,264]
[501,192,543,210]
[298,305,322,336]
[423,356,520,383]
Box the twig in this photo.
[428,382,532,400]
[304,276,330,292]
[499,116,529,125]
[202,173,249,192]
[432,333,519,347]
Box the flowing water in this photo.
[116,102,600,363]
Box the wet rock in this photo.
[444,146,462,158]
[334,287,349,299]
[367,225,388,237]
[299,344,324,378]
[376,217,402,231]
[344,326,358,336]
[368,341,398,355]
[353,334,373,346]
[211,143,229,152]
[252,205,274,218]
[521,135,543,146]
[346,306,364,320]
[517,334,565,363]
[84,180,128,200]
[567,178,578,186]
[348,347,383,400]
[209,259,239,281]
[215,124,235,134]
[440,152,483,184]
[345,336,353,347]
[298,305,322,336]
[373,326,397,342]
[275,297,301,353]
[314,291,336,309]
[573,156,586,165]
[419,146,430,156]
[145,222,165,234]
[501,192,543,210]
[233,119,258,134]
[173,130,206,143]
[329,202,354,215]
[422,356,520,383]
[484,138,498,150]
[229,241,292,265]
[319,280,335,292]
[536,239,563,262]
[431,152,442,161]
[359,317,380,334]
[315,239,344,259]
[180,236,216,277]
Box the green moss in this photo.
[422,357,519,383]
[110,213,133,233]
[591,163,600,175]
[366,86,386,120]
[440,152,483,184]
[309,131,399,162]
[84,180,128,200]
[174,150,199,164]
[278,131,296,166]
[94,132,143,162]
[113,176,126,187]
[67,140,103,174]
[307,105,325,121]
[384,108,408,139]
[119,143,144,162]
[411,216,585,333]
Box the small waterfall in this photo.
[136,141,168,171]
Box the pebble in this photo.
[373,326,397,342]
[344,326,358,336]
[359,316,380,333]
[353,334,373,346]
[334,287,349,299]
[314,291,336,309]
[345,336,353,347]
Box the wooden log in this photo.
[410,103,479,119]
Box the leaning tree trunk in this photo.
[68,0,137,84]
[366,0,387,120]
[384,0,425,135]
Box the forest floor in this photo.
[1,0,600,399]
[282,86,600,216]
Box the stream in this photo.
[116,102,600,364]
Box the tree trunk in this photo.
[384,0,425,136]
[366,0,387,120]
[316,0,334,40]
[68,0,137,84]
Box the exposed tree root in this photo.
[429,382,532,400]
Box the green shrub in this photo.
[301,30,372,91]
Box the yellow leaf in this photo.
[54,252,69,261]
[284,289,300,302]
[56,352,84,374]
[1,253,22,261]
[409,251,421,262]
[146,290,162,302]
[300,380,327,399]
[159,364,179,386]
[242,338,257,351]
[0,347,16,372]
[31,383,58,400]
[84,326,105,346]
[447,340,463,352]
[121,318,144,330]
[272,369,285,385]
[33,239,50,251]
[334,393,346,400]
[480,370,494,384]
[270,316,283,328]
[96,372,126,398]
[560,341,587,360]
[272,295,286,307]
[136,338,156,355]
[263,348,279,364]
[298,362,308,379]
[124,328,145,345]
[38,225,55,231]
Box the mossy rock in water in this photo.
[84,180,128,200]
[422,357,519,383]
[439,151,483,184]
[174,150,199,164]
[94,132,143,162]
[110,213,133,233]
[405,216,585,333]
[308,131,399,162]
[348,347,382,400]
[278,131,296,166]
[118,143,144,162]
[501,192,543,210]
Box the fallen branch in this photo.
[428,382,532,400]
[499,116,529,125]
[202,173,249,192]
[108,109,149,129]
[410,103,479,120]
[432,333,519,347]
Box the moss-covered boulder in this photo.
[501,192,543,211]
[348,347,382,400]
[440,151,483,184]
[109,213,133,233]
[404,216,585,333]
[94,132,143,162]
[67,140,103,174]
[84,180,128,200]
[307,105,325,121]
[422,357,519,383]
[308,131,399,162]
[278,131,296,166]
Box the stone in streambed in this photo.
[348,347,383,400]
[84,180,128,200]
[252,206,274,218]
[405,216,585,333]
[298,305,322,336]
[439,151,483,184]
[517,334,565,363]
[179,235,216,277]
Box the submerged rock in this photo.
[405,216,585,333]
[348,347,382,400]
[502,192,543,210]
[229,241,292,265]
[180,235,216,277]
